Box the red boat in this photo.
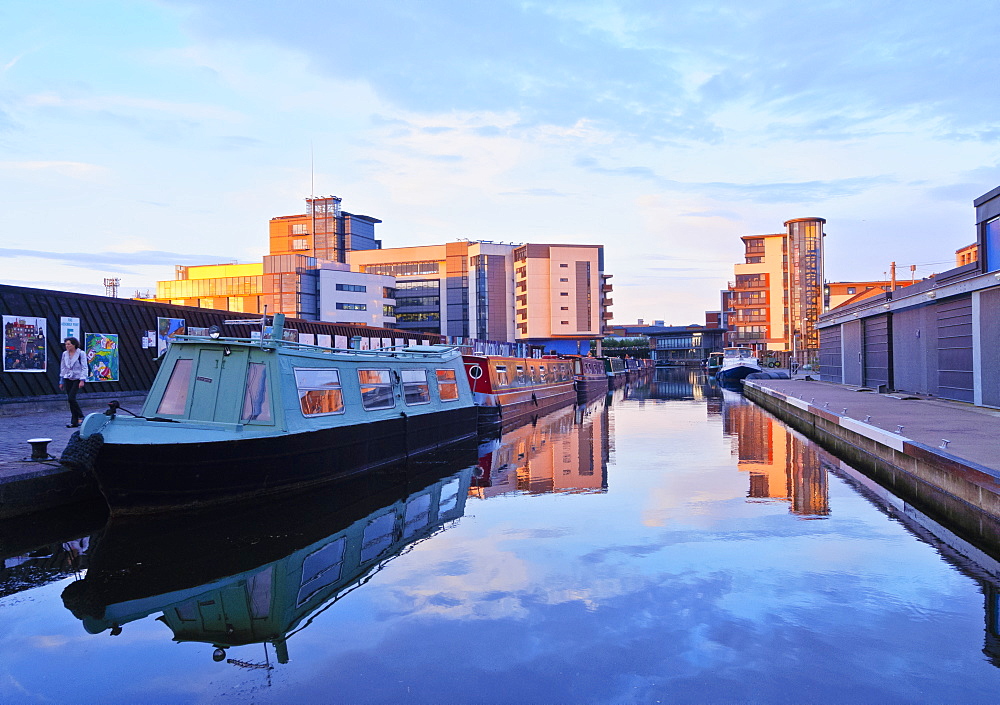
[462,354,578,429]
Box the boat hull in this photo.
[575,375,609,404]
[91,405,477,515]
[716,363,762,384]
[476,385,578,430]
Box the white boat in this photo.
[715,347,762,384]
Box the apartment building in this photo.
[513,244,610,354]
[726,217,825,362]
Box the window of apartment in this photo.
[847,287,856,294]
[745,256,763,264]
[336,283,366,292]
[291,238,309,251]
[382,287,396,299]
[292,223,308,234]
[560,292,569,296]
[295,368,345,416]
[401,369,430,405]
[560,306,569,311]
[383,304,396,317]
[336,303,367,311]
[559,278,569,282]
[561,320,569,325]
[358,369,394,410]
[559,263,569,268]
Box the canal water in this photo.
[4,368,1000,704]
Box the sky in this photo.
[2,0,999,325]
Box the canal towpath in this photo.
[750,377,1000,474]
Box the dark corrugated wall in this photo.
[818,325,842,382]
[1,284,441,402]
[936,295,974,402]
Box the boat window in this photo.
[361,512,396,562]
[436,369,460,401]
[241,362,272,422]
[495,364,509,387]
[156,359,193,416]
[516,366,526,385]
[403,494,432,538]
[297,538,345,606]
[539,364,547,384]
[402,369,431,405]
[358,369,395,410]
[295,368,345,416]
[438,478,460,514]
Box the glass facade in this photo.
[363,261,439,277]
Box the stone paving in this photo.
[0,395,146,479]
[754,377,1000,473]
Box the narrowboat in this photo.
[570,354,609,402]
[601,356,628,388]
[704,351,724,376]
[715,347,762,385]
[462,354,577,429]
[62,459,474,663]
[74,314,477,514]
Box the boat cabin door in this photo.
[188,347,250,422]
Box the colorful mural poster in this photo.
[3,315,47,372]
[60,316,81,343]
[85,333,119,382]
[157,317,185,356]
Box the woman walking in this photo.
[59,337,88,428]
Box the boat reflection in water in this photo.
[633,366,722,404]
[61,448,476,665]
[472,396,611,499]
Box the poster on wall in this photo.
[85,333,119,382]
[157,317,185,356]
[60,316,81,343]
[317,334,332,348]
[3,315,47,372]
[334,335,347,349]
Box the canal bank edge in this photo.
[743,379,1000,557]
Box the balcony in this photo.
[602,285,613,293]
[735,315,768,323]
[603,298,613,306]
[602,312,614,319]
[728,332,768,342]
[732,280,767,290]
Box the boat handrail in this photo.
[171,335,462,359]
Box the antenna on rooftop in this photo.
[310,141,315,198]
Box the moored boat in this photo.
[715,347,762,385]
[601,356,628,388]
[704,351,724,376]
[75,314,477,514]
[569,354,609,402]
[462,354,577,429]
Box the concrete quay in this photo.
[0,394,145,519]
[744,377,1000,555]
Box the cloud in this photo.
[499,188,571,197]
[576,155,892,202]
[0,161,106,178]
[681,210,742,220]
[0,248,236,275]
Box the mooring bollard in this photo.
[25,437,54,461]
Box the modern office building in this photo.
[146,196,387,321]
[351,241,611,352]
[726,217,825,363]
[350,241,517,340]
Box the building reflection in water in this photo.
[721,389,829,517]
[473,396,611,499]
[61,457,476,665]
